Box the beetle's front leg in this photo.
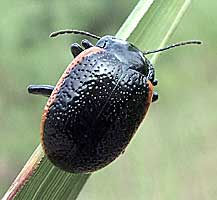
[28,85,54,97]
[152,79,158,86]
[81,39,94,49]
[70,43,83,57]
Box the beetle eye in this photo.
[102,40,108,48]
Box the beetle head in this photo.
[96,36,150,76]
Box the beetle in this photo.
[28,29,201,173]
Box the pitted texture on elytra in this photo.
[43,51,151,173]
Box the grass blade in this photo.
[2,0,191,199]
[117,0,191,62]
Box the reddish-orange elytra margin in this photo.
[40,47,104,153]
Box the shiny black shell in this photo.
[41,36,155,173]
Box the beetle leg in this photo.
[81,39,94,49]
[152,91,158,102]
[152,79,158,86]
[28,85,55,97]
[70,43,83,57]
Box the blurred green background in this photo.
[0,1,216,199]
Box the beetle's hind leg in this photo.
[152,91,158,102]
[28,85,54,97]
[81,39,94,49]
[71,43,83,57]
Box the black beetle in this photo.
[28,29,201,173]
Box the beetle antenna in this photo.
[143,40,202,55]
[49,29,101,40]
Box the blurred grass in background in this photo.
[0,1,216,199]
